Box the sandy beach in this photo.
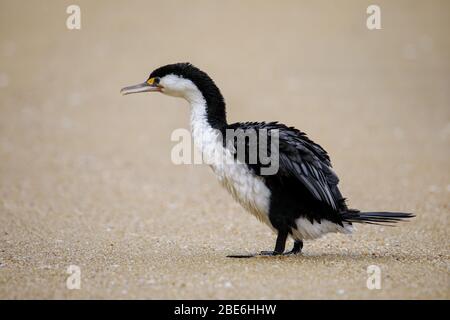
[0,0,449,299]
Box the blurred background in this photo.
[0,0,448,299]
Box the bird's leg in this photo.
[259,230,288,256]
[226,230,289,258]
[227,230,289,258]
[283,240,303,255]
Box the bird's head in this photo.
[121,62,220,102]
[121,62,227,128]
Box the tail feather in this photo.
[342,211,414,226]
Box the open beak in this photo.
[120,82,161,96]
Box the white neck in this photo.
[189,98,222,160]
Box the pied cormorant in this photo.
[121,63,413,257]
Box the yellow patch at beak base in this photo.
[147,78,155,85]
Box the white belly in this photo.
[291,217,353,240]
[190,122,272,228]
[211,159,273,229]
[189,99,273,229]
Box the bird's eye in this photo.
[147,77,161,86]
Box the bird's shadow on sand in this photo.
[221,251,415,264]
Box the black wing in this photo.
[224,121,345,212]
